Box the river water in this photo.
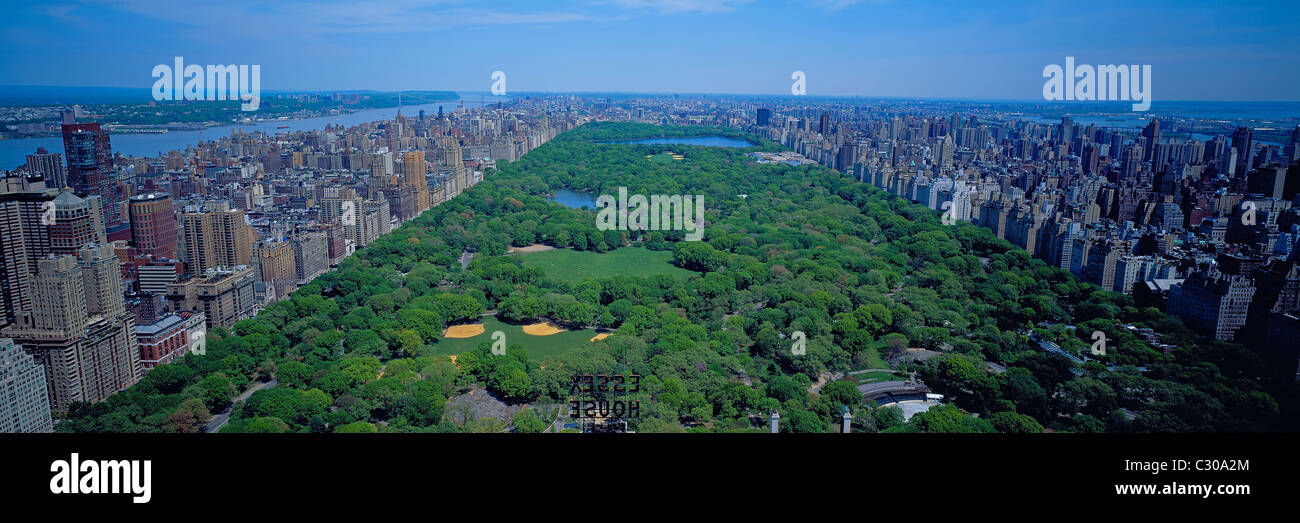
[1,98,486,169]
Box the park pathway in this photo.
[204,378,278,433]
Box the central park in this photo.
[59,122,1289,434]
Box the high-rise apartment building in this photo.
[254,239,297,299]
[1,245,140,412]
[402,150,431,211]
[1168,270,1256,341]
[165,266,256,329]
[61,122,120,225]
[24,148,66,190]
[49,189,107,260]
[290,230,328,284]
[181,201,252,275]
[0,174,58,328]
[1140,119,1161,163]
[0,338,52,433]
[128,192,178,259]
[1232,126,1254,176]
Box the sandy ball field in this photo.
[589,333,610,342]
[443,324,486,338]
[508,244,556,255]
[522,322,566,336]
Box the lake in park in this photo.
[549,188,599,209]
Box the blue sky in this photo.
[2,0,1298,100]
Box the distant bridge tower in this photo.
[769,409,780,434]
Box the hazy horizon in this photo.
[5,85,1300,106]
[3,0,1298,102]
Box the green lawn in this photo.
[429,316,598,360]
[646,152,683,163]
[850,371,900,383]
[516,246,697,284]
[857,340,891,369]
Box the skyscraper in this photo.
[402,150,431,211]
[442,142,465,200]
[0,338,52,433]
[61,122,120,225]
[128,192,178,259]
[1168,270,1256,341]
[1232,126,1254,175]
[1082,142,1100,174]
[25,147,66,190]
[837,143,858,172]
[1,175,49,328]
[1,245,141,412]
[756,108,771,126]
[49,189,107,260]
[0,173,58,279]
[1121,144,1143,182]
[181,201,252,275]
[1140,119,1160,162]
[254,239,297,299]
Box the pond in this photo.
[548,188,599,209]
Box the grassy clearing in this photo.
[646,152,683,163]
[429,316,596,361]
[857,340,891,369]
[850,371,900,383]
[517,246,696,284]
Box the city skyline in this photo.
[4,2,1298,511]
[3,0,1299,101]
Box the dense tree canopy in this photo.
[60,122,1297,434]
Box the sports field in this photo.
[430,316,596,360]
[646,152,684,163]
[516,246,696,284]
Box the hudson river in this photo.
[1,99,485,169]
